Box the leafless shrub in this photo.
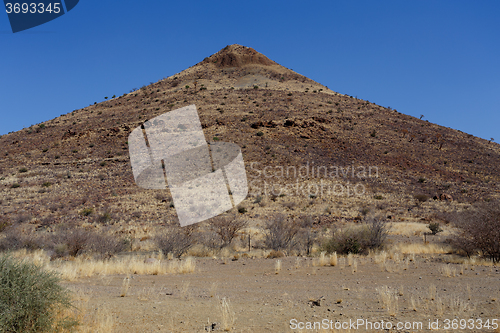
[57,229,92,257]
[0,225,44,251]
[154,225,195,258]
[450,201,500,263]
[365,216,389,250]
[207,216,248,249]
[295,216,318,255]
[86,233,130,259]
[322,216,389,255]
[263,214,299,251]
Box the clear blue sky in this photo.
[1,1,499,141]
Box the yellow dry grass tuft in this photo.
[120,276,130,297]
[329,252,338,266]
[391,243,451,254]
[376,285,399,316]
[218,297,236,332]
[439,264,457,277]
[275,259,282,274]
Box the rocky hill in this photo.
[1,44,499,231]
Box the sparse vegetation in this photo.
[428,222,442,235]
[205,217,247,249]
[0,255,78,332]
[450,201,500,262]
[323,216,388,254]
[155,225,195,258]
[79,207,94,216]
[263,215,299,251]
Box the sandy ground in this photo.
[64,253,500,333]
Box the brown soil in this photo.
[66,250,500,332]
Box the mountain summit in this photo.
[167,44,333,94]
[201,44,277,68]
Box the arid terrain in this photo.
[1,44,500,332]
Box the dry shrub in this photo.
[322,216,389,255]
[295,215,319,255]
[263,214,299,251]
[154,224,196,258]
[266,250,285,259]
[54,228,128,259]
[450,201,500,263]
[206,216,248,249]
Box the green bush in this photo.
[428,222,442,235]
[79,208,94,216]
[0,256,78,332]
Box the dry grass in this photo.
[376,285,399,316]
[448,295,474,315]
[209,282,218,298]
[294,257,301,269]
[388,222,430,236]
[137,287,155,301]
[180,281,191,300]
[428,284,437,301]
[329,252,338,266]
[391,243,451,254]
[446,255,500,267]
[120,276,130,297]
[374,251,387,264]
[74,298,114,333]
[8,249,196,280]
[439,264,457,277]
[347,253,353,266]
[275,259,282,274]
[388,222,455,237]
[435,296,444,317]
[351,259,357,274]
[410,296,417,311]
[50,256,195,280]
[218,297,236,332]
[313,251,329,267]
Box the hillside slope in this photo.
[1,44,499,230]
